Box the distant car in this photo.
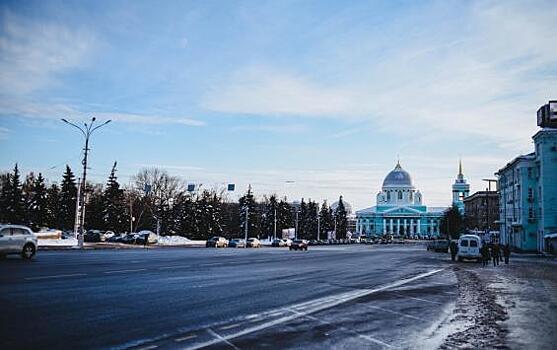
[246,238,261,248]
[84,230,103,243]
[229,239,246,248]
[290,239,308,251]
[457,235,482,262]
[135,230,157,245]
[427,240,449,252]
[107,234,124,243]
[271,239,286,247]
[206,236,228,248]
[0,224,38,260]
[120,234,137,244]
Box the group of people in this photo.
[448,240,511,266]
[481,242,511,267]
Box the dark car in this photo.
[120,234,138,244]
[84,230,102,243]
[290,240,308,251]
[271,239,286,247]
[107,234,124,243]
[427,239,450,253]
[229,239,246,248]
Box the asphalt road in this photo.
[0,245,458,349]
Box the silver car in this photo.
[0,224,38,260]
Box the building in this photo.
[463,191,499,232]
[496,100,557,252]
[452,160,470,213]
[356,161,446,237]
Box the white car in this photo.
[0,224,38,260]
[457,234,482,262]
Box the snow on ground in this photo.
[37,237,78,247]
[156,236,204,246]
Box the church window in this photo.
[398,191,403,200]
[387,192,391,201]
[409,192,413,201]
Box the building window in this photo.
[409,192,413,201]
[398,191,403,200]
[529,208,534,218]
[387,192,391,201]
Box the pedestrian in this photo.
[491,243,500,266]
[503,243,511,264]
[449,240,458,261]
[481,244,490,267]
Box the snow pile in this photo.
[35,229,63,239]
[38,237,78,247]
[156,235,193,246]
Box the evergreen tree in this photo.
[239,186,258,238]
[277,197,293,236]
[306,200,318,240]
[59,165,77,230]
[319,201,333,239]
[263,194,278,238]
[46,184,61,229]
[103,162,127,232]
[85,184,105,230]
[0,172,10,223]
[2,164,24,224]
[27,173,49,231]
[298,198,308,238]
[440,204,464,239]
[334,196,348,239]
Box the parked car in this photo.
[107,234,124,243]
[427,239,449,252]
[290,239,308,251]
[457,234,482,262]
[229,239,246,248]
[206,236,228,248]
[246,238,261,248]
[120,234,138,244]
[0,224,38,260]
[84,230,103,243]
[271,239,286,247]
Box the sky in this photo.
[0,0,556,210]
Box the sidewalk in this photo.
[435,255,557,349]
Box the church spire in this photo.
[458,158,463,176]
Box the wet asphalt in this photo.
[0,245,465,349]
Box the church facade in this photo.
[355,161,447,237]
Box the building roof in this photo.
[382,161,414,188]
[463,191,498,203]
[495,152,536,175]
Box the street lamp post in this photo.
[61,117,111,249]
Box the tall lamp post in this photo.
[61,117,111,249]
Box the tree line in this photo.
[0,163,349,240]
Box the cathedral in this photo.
[356,160,465,237]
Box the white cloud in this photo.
[0,126,10,140]
[203,1,557,152]
[0,11,95,95]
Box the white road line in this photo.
[289,309,391,348]
[207,329,240,350]
[135,345,158,350]
[181,268,444,350]
[174,334,197,342]
[362,304,425,321]
[394,293,442,305]
[24,273,87,280]
[104,268,147,274]
[219,323,241,330]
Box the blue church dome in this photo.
[382,161,413,187]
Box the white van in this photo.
[457,234,482,262]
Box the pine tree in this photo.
[46,184,61,229]
[59,165,77,231]
[277,197,293,235]
[319,200,333,239]
[85,183,105,230]
[306,200,318,240]
[103,162,126,232]
[440,204,464,239]
[0,172,9,223]
[334,196,348,239]
[2,164,24,224]
[239,186,258,238]
[263,194,278,238]
[27,173,49,231]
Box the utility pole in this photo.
[244,206,249,245]
[273,207,277,240]
[295,210,299,240]
[317,207,321,241]
[62,117,111,249]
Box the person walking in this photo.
[503,243,511,264]
[449,240,458,262]
[481,244,490,267]
[491,243,500,266]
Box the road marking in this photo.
[25,273,87,280]
[219,323,242,330]
[207,328,240,350]
[362,304,425,321]
[175,334,197,342]
[181,268,445,350]
[104,268,147,274]
[199,263,223,267]
[393,293,442,305]
[135,345,158,350]
[288,309,391,348]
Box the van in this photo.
[457,234,482,262]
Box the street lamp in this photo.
[61,117,111,249]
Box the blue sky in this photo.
[1,0,556,209]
